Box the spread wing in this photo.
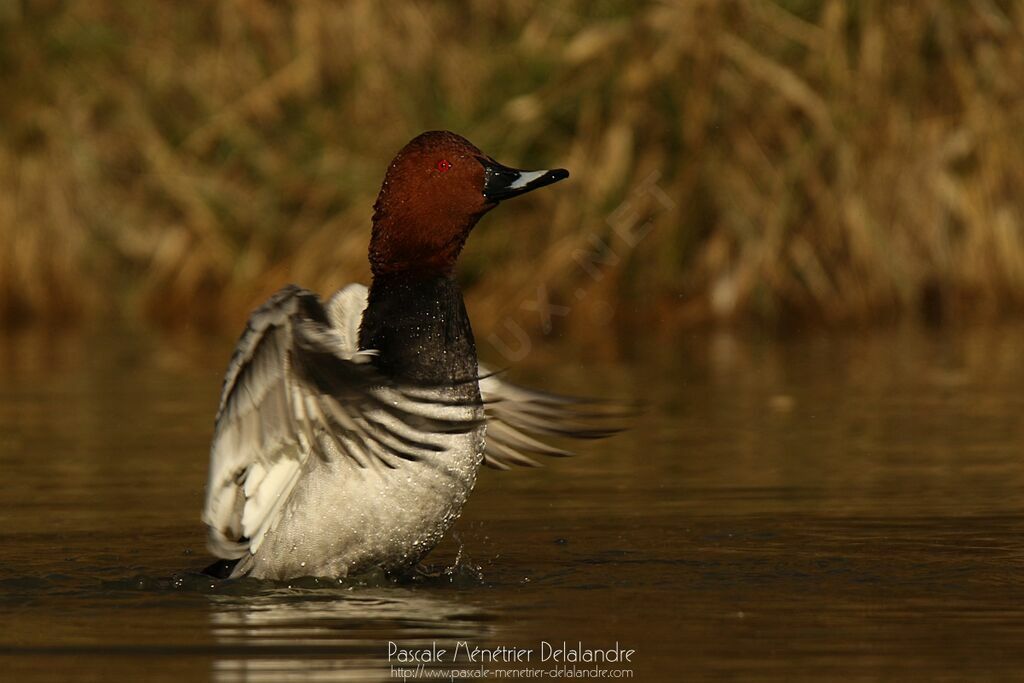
[202,284,480,560]
[478,370,633,470]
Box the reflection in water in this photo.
[3,325,1024,680]
[208,588,493,682]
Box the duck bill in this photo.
[481,159,569,201]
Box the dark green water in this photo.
[1,325,1023,681]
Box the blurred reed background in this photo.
[1,0,1023,336]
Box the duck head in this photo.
[369,131,568,277]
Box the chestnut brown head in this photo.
[368,131,568,277]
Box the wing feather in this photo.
[202,284,480,560]
[478,366,633,470]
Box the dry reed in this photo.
[2,0,1023,334]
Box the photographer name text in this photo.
[388,640,635,665]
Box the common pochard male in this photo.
[202,131,618,580]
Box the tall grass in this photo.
[2,0,1023,333]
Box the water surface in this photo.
[1,325,1023,681]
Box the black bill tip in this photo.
[481,159,570,201]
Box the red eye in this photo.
[436,159,452,173]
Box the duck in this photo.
[202,131,620,580]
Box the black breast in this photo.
[358,273,480,401]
